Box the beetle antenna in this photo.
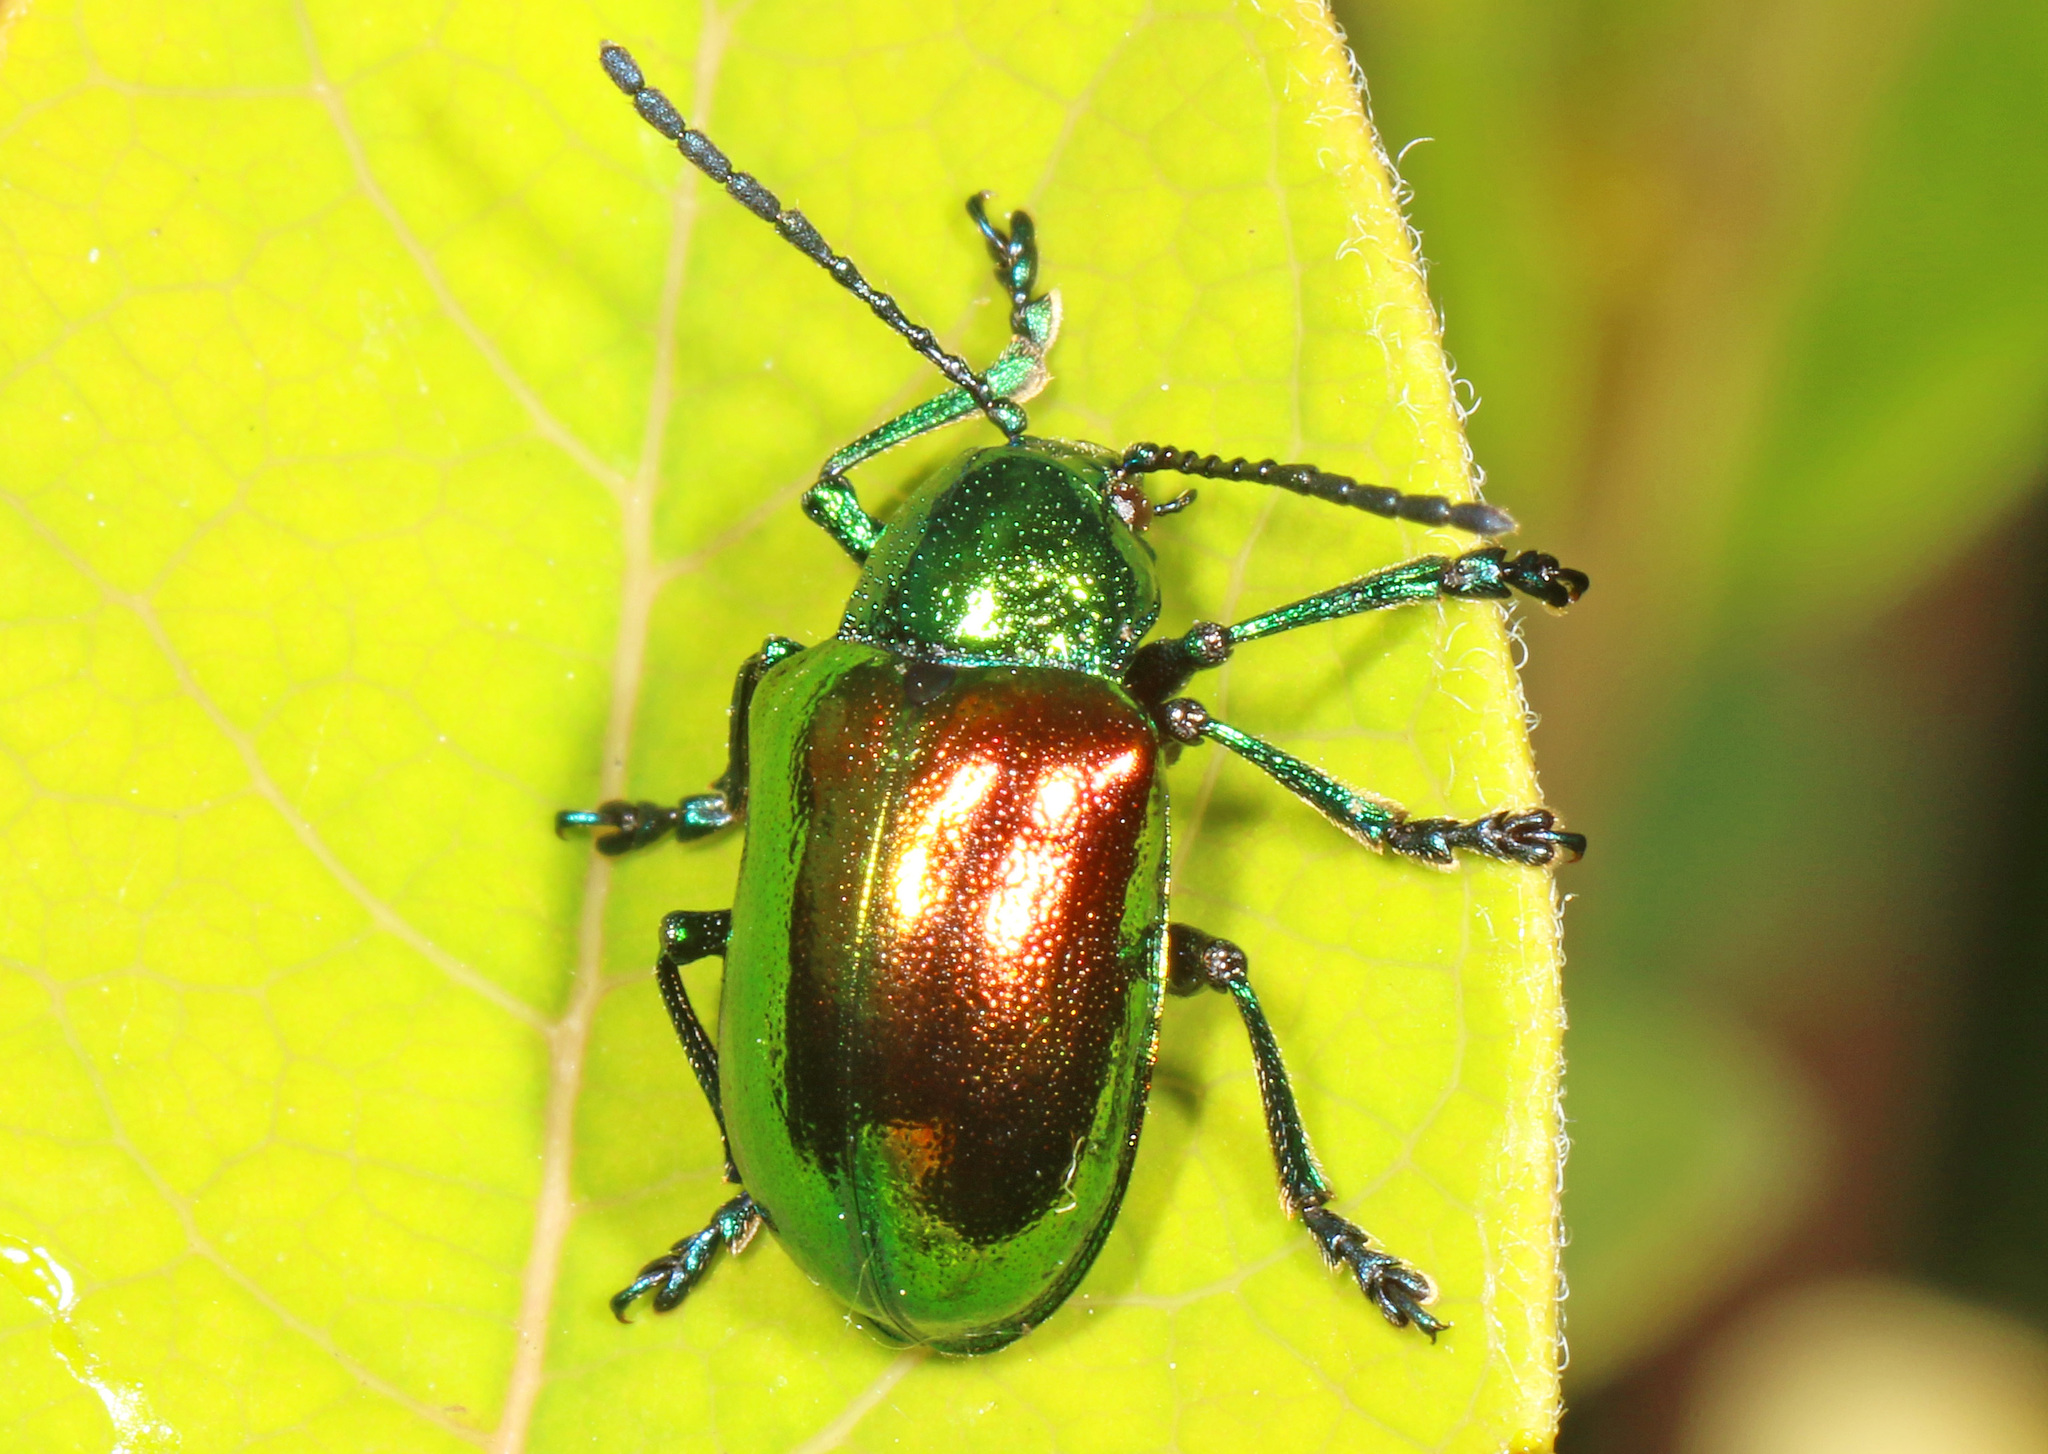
[600,42,1025,439]
[1118,444,1516,537]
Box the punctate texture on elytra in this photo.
[722,643,1167,1352]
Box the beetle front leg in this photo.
[799,200,1060,564]
[1167,923,1447,1340]
[556,636,802,854]
[1158,699,1584,867]
[800,288,1059,563]
[801,472,886,563]
[611,1191,764,1320]
[1124,549,1585,707]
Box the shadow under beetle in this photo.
[561,42,1589,1356]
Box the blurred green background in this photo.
[1327,0,2048,1445]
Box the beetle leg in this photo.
[556,637,802,853]
[966,193,1045,339]
[616,910,754,1319]
[655,909,738,1182]
[1166,923,1448,1341]
[554,794,732,855]
[800,292,1061,564]
[801,473,886,563]
[1124,549,1586,707]
[798,196,1063,563]
[1156,698,1585,868]
[1115,443,1519,538]
[611,1191,764,1321]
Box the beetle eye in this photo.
[1107,478,1152,532]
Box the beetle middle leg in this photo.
[1167,922,1447,1340]
[1154,697,1582,867]
[556,636,801,854]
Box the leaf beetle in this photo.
[561,42,1587,1355]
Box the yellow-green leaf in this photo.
[0,1,1567,1449]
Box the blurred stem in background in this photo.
[1329,0,2048,1444]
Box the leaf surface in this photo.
[0,1,1566,1449]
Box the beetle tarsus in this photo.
[1302,1205,1448,1341]
[1384,807,1585,866]
[1498,548,1590,609]
[554,793,735,855]
[967,192,1041,333]
[1437,546,1588,610]
[612,1192,762,1321]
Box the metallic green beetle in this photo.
[560,43,1588,1355]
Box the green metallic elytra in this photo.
[572,42,1590,1355]
[718,642,1168,1351]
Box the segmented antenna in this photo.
[1118,444,1516,537]
[599,43,1023,438]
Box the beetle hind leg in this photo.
[1167,922,1448,1341]
[1301,1205,1447,1339]
[612,1191,763,1320]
